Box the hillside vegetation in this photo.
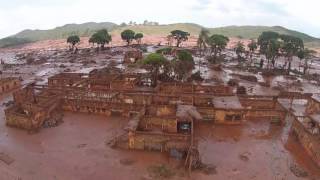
[1,22,319,48]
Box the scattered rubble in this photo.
[0,153,14,165]
[290,163,308,177]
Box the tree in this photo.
[89,29,112,49]
[173,50,195,81]
[258,31,280,68]
[134,33,144,44]
[280,34,304,74]
[167,35,174,46]
[207,34,229,61]
[120,22,127,27]
[297,48,316,74]
[121,29,135,45]
[197,28,209,57]
[67,35,80,51]
[265,39,281,68]
[248,40,258,65]
[143,53,168,86]
[234,41,245,62]
[170,30,190,47]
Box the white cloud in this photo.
[0,0,319,38]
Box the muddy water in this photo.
[0,116,167,180]
[0,97,320,179]
[0,94,172,180]
[195,119,320,180]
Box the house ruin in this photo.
[4,69,320,169]
[0,77,21,95]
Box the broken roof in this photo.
[212,96,243,109]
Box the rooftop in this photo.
[212,96,243,109]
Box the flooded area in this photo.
[0,44,319,180]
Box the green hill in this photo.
[1,22,319,48]
[0,22,117,48]
[112,23,203,36]
[208,25,317,42]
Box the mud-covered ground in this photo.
[0,43,319,179]
[1,101,320,180]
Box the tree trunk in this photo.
[303,59,308,75]
[287,56,292,74]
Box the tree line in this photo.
[195,29,316,75]
[67,29,144,51]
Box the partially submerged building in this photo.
[279,93,320,167]
[5,70,310,167]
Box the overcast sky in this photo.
[0,0,319,38]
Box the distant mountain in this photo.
[208,25,318,42]
[0,22,117,47]
[1,22,319,48]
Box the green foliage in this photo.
[0,37,33,48]
[207,34,229,60]
[121,29,136,45]
[257,31,282,68]
[67,35,80,46]
[134,33,143,40]
[170,30,190,47]
[13,22,116,41]
[248,40,258,52]
[258,31,280,54]
[247,40,258,65]
[266,39,281,65]
[156,47,173,54]
[1,23,319,49]
[134,33,143,44]
[197,28,210,56]
[280,34,304,56]
[177,50,194,63]
[143,53,168,86]
[208,34,229,49]
[210,25,317,43]
[235,41,246,60]
[173,50,195,80]
[143,53,167,66]
[89,29,112,48]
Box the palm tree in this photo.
[197,28,209,57]
[248,40,258,65]
[235,41,245,62]
[197,28,209,73]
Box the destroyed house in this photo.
[0,77,21,94]
[291,114,320,167]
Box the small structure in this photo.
[5,84,61,130]
[279,93,320,167]
[212,96,245,124]
[4,69,295,171]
